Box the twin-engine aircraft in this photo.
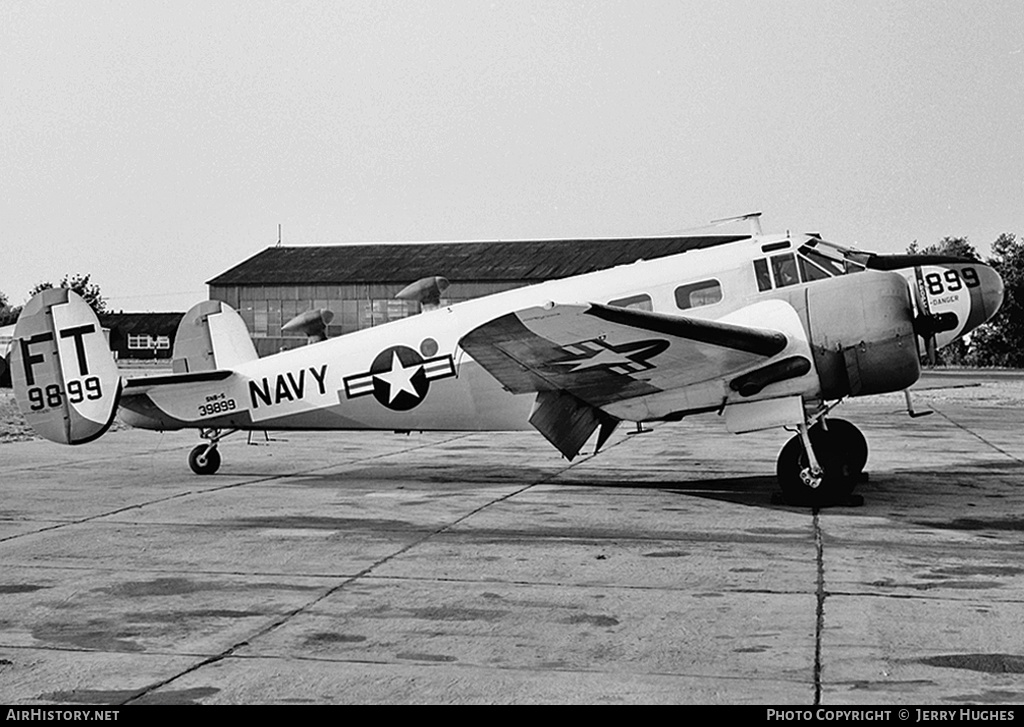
[8,227,1004,506]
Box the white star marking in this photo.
[373,352,422,403]
[557,348,639,373]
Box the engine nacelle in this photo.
[282,308,335,344]
[805,271,920,399]
[396,276,450,311]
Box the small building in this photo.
[207,235,745,356]
[99,312,184,360]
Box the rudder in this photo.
[10,289,121,444]
[172,300,257,373]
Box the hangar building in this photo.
[207,235,745,356]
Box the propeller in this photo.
[910,267,935,364]
[910,267,957,365]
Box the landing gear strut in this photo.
[188,428,237,475]
[776,418,867,507]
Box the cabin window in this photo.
[674,279,722,310]
[608,293,653,311]
[754,259,772,292]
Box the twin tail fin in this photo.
[10,289,121,444]
[10,291,256,445]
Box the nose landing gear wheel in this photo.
[777,420,864,507]
[188,444,221,475]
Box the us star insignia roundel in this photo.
[343,345,456,411]
[549,338,669,375]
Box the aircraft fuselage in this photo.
[118,232,1003,437]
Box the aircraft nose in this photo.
[977,263,1005,323]
[959,262,1005,336]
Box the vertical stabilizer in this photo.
[172,300,257,373]
[11,289,122,444]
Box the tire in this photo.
[822,418,868,474]
[776,425,856,507]
[188,444,221,475]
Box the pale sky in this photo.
[2,0,1022,311]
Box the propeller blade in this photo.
[911,265,937,366]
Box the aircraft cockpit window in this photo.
[798,240,868,275]
[770,254,799,288]
[798,256,831,282]
[800,247,846,276]
[756,241,870,292]
[608,293,653,311]
[675,279,723,310]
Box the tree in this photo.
[968,233,1024,368]
[0,290,19,326]
[906,236,980,260]
[28,274,107,315]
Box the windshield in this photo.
[797,238,868,276]
[753,237,870,292]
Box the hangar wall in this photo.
[207,280,524,355]
[207,236,746,357]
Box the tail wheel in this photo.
[188,444,221,475]
[776,423,859,507]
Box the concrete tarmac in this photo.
[1,374,1023,705]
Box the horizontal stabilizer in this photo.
[123,369,234,394]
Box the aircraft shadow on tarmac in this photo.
[513,456,1021,514]
[224,449,1022,518]
[665,458,1024,517]
[554,475,781,507]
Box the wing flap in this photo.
[528,389,620,460]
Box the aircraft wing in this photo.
[459,302,791,459]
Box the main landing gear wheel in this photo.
[188,444,221,475]
[776,419,867,507]
[822,418,868,475]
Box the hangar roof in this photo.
[99,312,184,335]
[207,235,749,286]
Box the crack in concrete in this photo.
[933,406,1024,464]
[810,403,1023,705]
[813,509,825,706]
[0,433,476,546]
